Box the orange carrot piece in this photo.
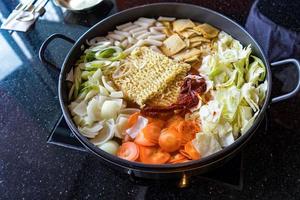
[139,146,170,164]
[135,131,156,146]
[158,127,182,153]
[179,149,192,160]
[142,124,161,144]
[178,120,200,145]
[183,141,201,160]
[178,120,200,135]
[168,153,189,164]
[117,142,139,161]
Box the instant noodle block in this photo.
[113,47,190,106]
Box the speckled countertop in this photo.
[0,0,299,199]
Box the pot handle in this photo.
[271,58,300,103]
[39,33,75,72]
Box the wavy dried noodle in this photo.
[113,47,190,107]
[146,73,185,107]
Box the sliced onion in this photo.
[85,60,112,69]
[91,69,102,81]
[87,37,108,46]
[99,85,109,96]
[97,95,108,107]
[114,115,130,138]
[86,98,102,122]
[88,41,112,52]
[73,101,87,117]
[84,89,98,102]
[90,119,115,145]
[68,84,75,100]
[102,76,116,92]
[98,140,120,155]
[110,61,120,67]
[66,68,74,82]
[110,91,123,98]
[101,100,123,120]
[126,116,148,139]
[68,101,79,116]
[78,121,104,138]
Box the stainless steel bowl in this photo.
[53,0,104,12]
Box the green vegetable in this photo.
[78,84,98,96]
[215,86,241,122]
[199,31,267,144]
[73,66,82,99]
[84,51,96,62]
[257,80,268,106]
[81,71,96,80]
[76,55,85,65]
[246,56,266,86]
[110,52,126,61]
[216,70,237,88]
[95,48,116,58]
[95,46,123,60]
[241,83,260,112]
[84,60,111,71]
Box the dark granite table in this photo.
[0,0,299,199]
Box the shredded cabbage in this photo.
[195,31,267,153]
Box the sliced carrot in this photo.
[166,115,184,128]
[179,149,192,160]
[181,132,196,145]
[183,141,201,160]
[135,131,156,146]
[168,153,189,164]
[171,158,189,164]
[158,127,182,153]
[126,112,140,129]
[142,124,161,144]
[117,142,139,161]
[178,120,200,135]
[177,120,200,145]
[139,146,171,164]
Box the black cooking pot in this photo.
[39,3,300,182]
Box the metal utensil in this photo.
[17,0,48,22]
[2,0,36,26]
